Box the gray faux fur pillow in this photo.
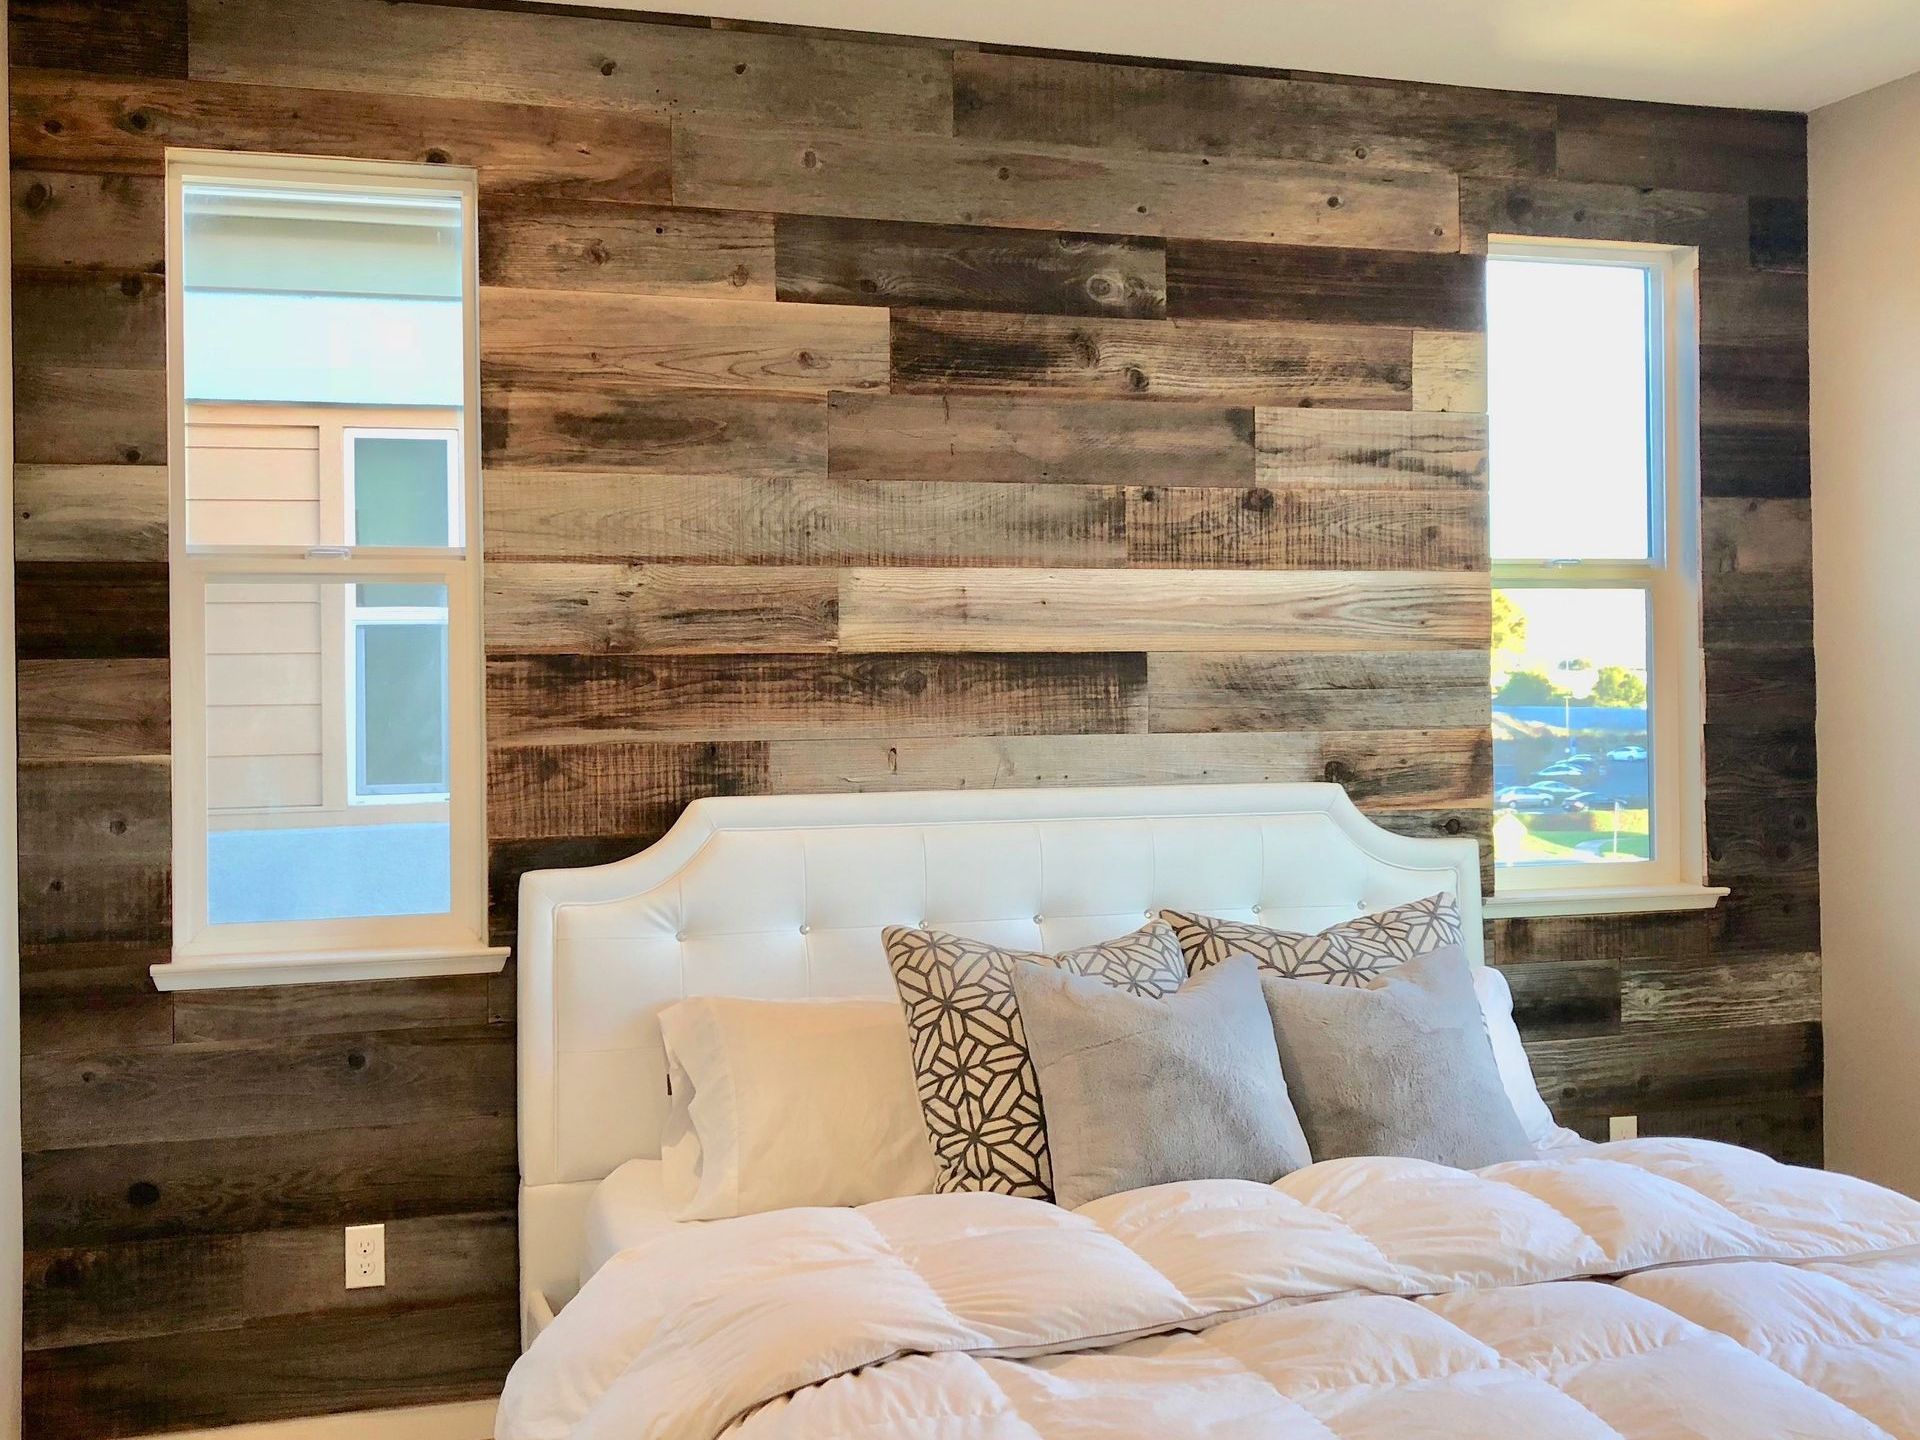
[1260,946,1532,1169]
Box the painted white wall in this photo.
[1810,67,1920,1196]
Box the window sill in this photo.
[152,945,509,991]
[1483,884,1728,920]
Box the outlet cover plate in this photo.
[345,1223,385,1289]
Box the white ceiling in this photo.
[585,0,1920,112]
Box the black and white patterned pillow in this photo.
[1162,893,1463,988]
[883,920,1188,1199]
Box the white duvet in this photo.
[500,1139,1920,1440]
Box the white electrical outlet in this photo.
[1609,1114,1639,1142]
[345,1223,386,1290]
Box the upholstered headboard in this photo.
[515,783,1483,1333]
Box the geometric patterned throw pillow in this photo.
[1162,893,1462,989]
[883,920,1188,1200]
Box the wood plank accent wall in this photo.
[10,0,1815,1431]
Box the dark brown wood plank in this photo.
[1750,196,1808,273]
[13,365,166,466]
[188,0,953,132]
[1125,484,1486,571]
[22,1026,513,1151]
[1148,650,1492,732]
[1495,958,1622,1038]
[17,659,169,761]
[483,386,824,477]
[14,464,167,562]
[484,472,1127,568]
[10,0,187,78]
[825,391,1254,488]
[1621,953,1821,1029]
[953,49,1555,177]
[21,954,174,1058]
[17,759,170,947]
[1554,96,1807,197]
[1699,270,1809,349]
[12,269,164,371]
[1167,239,1484,330]
[675,119,1462,251]
[764,727,1489,809]
[480,285,888,395]
[484,563,841,654]
[478,197,776,299]
[1637,1094,1823,1168]
[17,562,169,660]
[24,1116,516,1247]
[1460,175,1750,268]
[837,568,1488,653]
[10,70,671,202]
[1705,645,1815,724]
[890,308,1411,406]
[11,171,166,272]
[1525,1021,1821,1115]
[486,652,1149,744]
[1703,569,1812,649]
[26,1235,242,1352]
[170,976,496,1044]
[1701,420,1810,499]
[239,1211,515,1321]
[776,215,1165,318]
[22,1296,516,1439]
[488,739,768,842]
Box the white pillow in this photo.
[1471,965,1562,1148]
[658,996,938,1219]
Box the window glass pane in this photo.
[1492,587,1652,869]
[203,578,451,925]
[351,435,454,547]
[357,615,450,796]
[1487,258,1652,560]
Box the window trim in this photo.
[156,149,503,991]
[1484,236,1723,919]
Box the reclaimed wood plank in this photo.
[170,976,495,1043]
[484,562,840,654]
[21,953,174,1057]
[13,365,166,466]
[23,1116,516,1247]
[16,561,168,660]
[675,120,1462,251]
[9,0,187,78]
[26,1235,242,1351]
[1411,330,1487,413]
[1524,1021,1821,1115]
[1702,497,1812,575]
[1701,419,1810,499]
[1638,1094,1823,1168]
[239,1211,514,1321]
[1701,342,1809,430]
[826,392,1254,488]
[1703,568,1812,648]
[14,464,166,561]
[1148,650,1492,733]
[188,0,953,132]
[483,471,1127,568]
[1622,953,1821,1029]
[1166,239,1484,329]
[1495,958,1622,1038]
[1705,645,1815,723]
[17,759,170,946]
[1461,176,1750,268]
[766,728,1489,809]
[890,308,1410,406]
[1699,270,1808,349]
[17,660,169,761]
[10,70,671,202]
[11,171,165,272]
[837,568,1489,654]
[776,214,1164,318]
[952,49,1555,177]
[487,740,768,842]
[482,385,823,477]
[477,198,775,300]
[481,286,888,396]
[22,1296,515,1439]
[22,1026,513,1151]
[1554,96,1807,198]
[12,269,164,371]
[1125,484,1486,570]
[1255,408,1487,489]
[486,652,1148,745]
[1749,196,1808,273]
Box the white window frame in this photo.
[1484,237,1724,919]
[157,150,504,990]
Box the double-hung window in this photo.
[1485,238,1722,917]
[157,151,501,988]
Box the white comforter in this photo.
[500,1139,1920,1440]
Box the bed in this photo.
[501,784,1920,1440]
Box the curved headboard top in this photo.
[517,782,1481,1186]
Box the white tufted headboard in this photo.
[515,783,1483,1333]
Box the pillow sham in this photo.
[658,996,938,1219]
[883,920,1188,1198]
[1260,947,1533,1169]
[1011,954,1311,1209]
[1163,892,1463,987]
